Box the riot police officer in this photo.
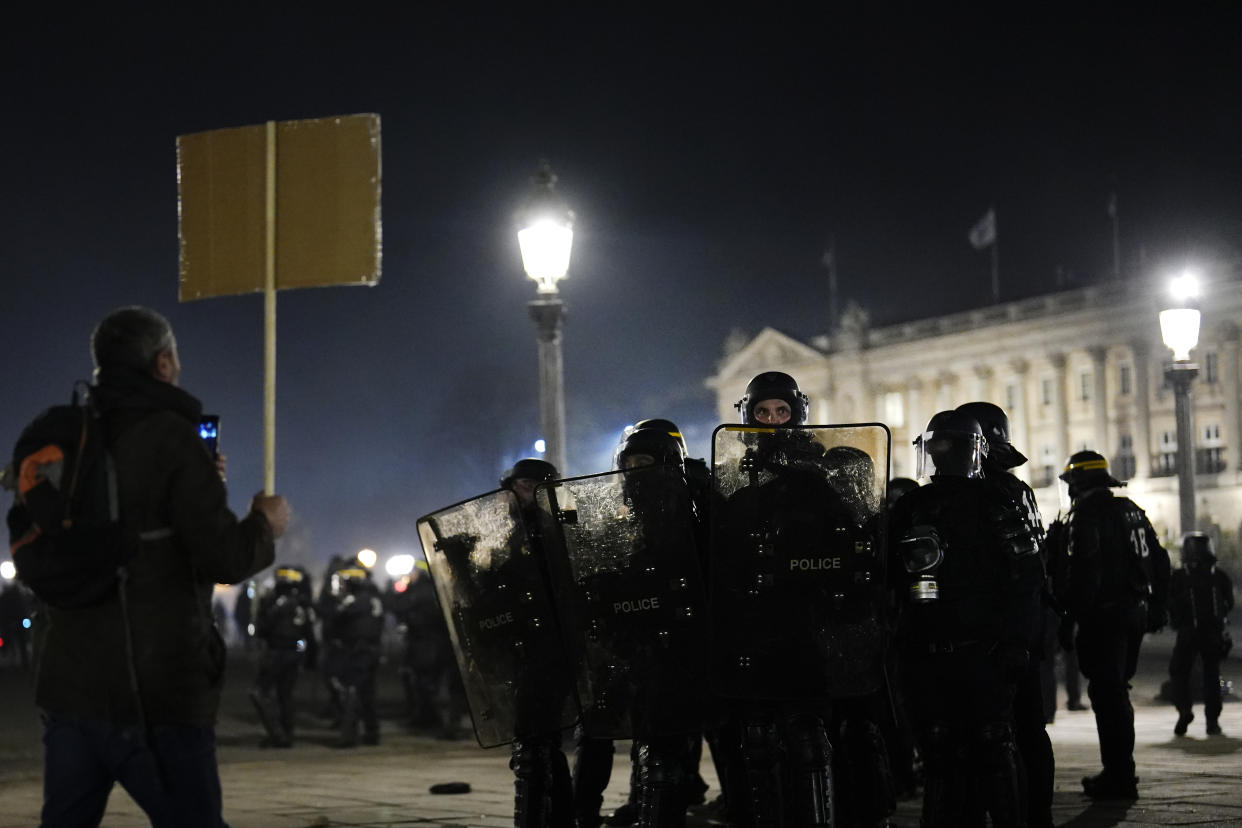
[889,410,1042,827]
[601,419,716,826]
[250,564,316,747]
[1168,532,1234,736]
[498,458,577,828]
[956,401,1053,828]
[388,559,464,736]
[1049,450,1170,799]
[713,371,891,828]
[322,561,386,747]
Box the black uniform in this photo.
[1168,552,1233,734]
[982,467,1054,828]
[713,430,888,828]
[889,476,1043,828]
[250,566,316,747]
[322,566,385,746]
[388,566,464,735]
[1051,486,1170,795]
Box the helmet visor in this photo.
[915,429,986,480]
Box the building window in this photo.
[1154,430,1177,477]
[1119,364,1132,396]
[1205,351,1219,385]
[1197,422,1225,474]
[1036,444,1058,488]
[1041,378,1054,406]
[1079,371,1091,402]
[883,392,904,428]
[1115,434,1136,480]
[1005,383,1018,412]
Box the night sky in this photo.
[4,8,1241,572]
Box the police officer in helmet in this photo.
[250,564,316,748]
[889,410,1041,827]
[956,401,1052,828]
[1050,450,1170,799]
[716,371,892,827]
[495,458,577,828]
[1168,532,1233,737]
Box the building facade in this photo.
[707,275,1242,547]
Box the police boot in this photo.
[1207,718,1223,736]
[739,719,784,828]
[1174,709,1194,736]
[336,683,360,748]
[249,688,291,748]
[784,713,834,828]
[511,740,552,828]
[919,723,965,828]
[636,743,686,828]
[978,722,1026,827]
[837,717,896,827]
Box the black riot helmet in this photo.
[956,401,1027,469]
[629,418,689,456]
[1058,450,1122,495]
[735,371,810,426]
[915,410,988,479]
[273,565,309,596]
[499,458,559,491]
[615,425,685,471]
[1181,531,1217,571]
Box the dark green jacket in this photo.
[35,366,274,726]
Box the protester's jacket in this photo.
[35,366,274,726]
[1054,487,1170,623]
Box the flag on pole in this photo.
[968,208,996,250]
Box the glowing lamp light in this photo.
[534,439,547,454]
[385,554,415,578]
[1160,308,1201,362]
[1169,271,1201,303]
[518,219,574,294]
[357,548,378,569]
[0,560,15,580]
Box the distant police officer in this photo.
[889,410,1042,828]
[250,565,316,747]
[957,401,1053,828]
[388,559,464,736]
[1050,450,1171,799]
[322,561,385,747]
[1168,532,1234,737]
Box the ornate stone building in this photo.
[707,275,1242,543]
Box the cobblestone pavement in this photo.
[1,631,1240,826]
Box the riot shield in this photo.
[536,466,710,740]
[710,423,890,701]
[416,489,578,748]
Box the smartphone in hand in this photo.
[199,415,220,460]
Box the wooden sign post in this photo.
[177,113,382,493]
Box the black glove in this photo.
[1058,617,1076,652]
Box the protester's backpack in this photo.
[4,383,131,608]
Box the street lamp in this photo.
[517,160,574,473]
[1159,271,1202,537]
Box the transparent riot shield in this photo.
[536,466,710,740]
[710,423,890,701]
[416,489,578,748]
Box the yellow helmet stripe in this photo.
[1064,458,1109,473]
